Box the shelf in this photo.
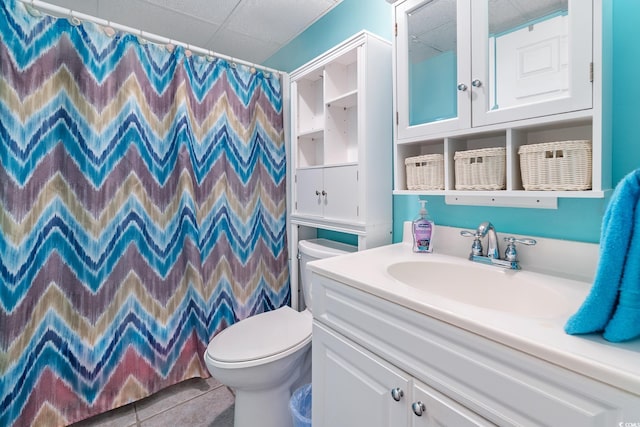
[393,188,608,209]
[394,189,606,198]
[297,128,323,139]
[297,161,358,171]
[326,90,358,109]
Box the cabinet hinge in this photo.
[294,174,297,183]
[590,62,593,83]
[394,22,397,37]
[357,206,359,217]
[396,111,399,126]
[357,170,359,181]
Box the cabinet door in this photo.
[470,0,593,126]
[395,0,472,140]
[322,165,359,222]
[410,380,495,426]
[295,168,323,217]
[313,322,410,427]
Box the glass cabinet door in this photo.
[395,0,471,141]
[470,0,593,126]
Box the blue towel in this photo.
[564,169,640,341]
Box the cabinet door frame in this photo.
[394,0,472,141]
[470,0,593,127]
[312,322,410,427]
[295,168,324,217]
[322,164,359,222]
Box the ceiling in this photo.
[33,0,343,65]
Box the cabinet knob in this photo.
[411,401,426,416]
[321,190,327,196]
[315,190,321,196]
[457,83,468,92]
[390,387,404,402]
[472,79,483,88]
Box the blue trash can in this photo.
[289,383,312,427]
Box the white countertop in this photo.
[309,240,640,397]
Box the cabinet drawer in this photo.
[312,273,638,426]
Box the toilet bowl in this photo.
[204,238,356,427]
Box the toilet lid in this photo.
[207,306,311,363]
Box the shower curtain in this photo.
[0,0,289,425]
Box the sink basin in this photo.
[386,260,571,318]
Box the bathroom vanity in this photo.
[309,232,640,426]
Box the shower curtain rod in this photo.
[19,0,283,75]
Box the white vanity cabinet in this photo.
[392,0,609,206]
[313,322,492,426]
[311,272,640,427]
[290,31,393,249]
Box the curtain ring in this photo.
[25,3,42,17]
[103,21,115,37]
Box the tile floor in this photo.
[70,377,234,427]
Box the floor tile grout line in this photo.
[134,381,231,423]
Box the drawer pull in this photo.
[412,401,426,416]
[390,387,404,402]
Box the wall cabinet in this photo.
[290,31,393,249]
[295,165,358,222]
[392,0,609,207]
[312,273,640,427]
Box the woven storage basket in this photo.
[405,154,444,190]
[454,147,506,190]
[518,140,592,191]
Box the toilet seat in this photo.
[206,306,311,368]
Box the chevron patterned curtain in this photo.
[0,0,289,425]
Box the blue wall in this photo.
[267,0,639,244]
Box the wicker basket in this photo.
[454,147,506,190]
[405,154,444,190]
[518,140,592,191]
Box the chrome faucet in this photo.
[476,221,500,259]
[460,222,536,270]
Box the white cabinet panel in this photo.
[323,165,358,221]
[313,323,410,427]
[295,168,323,217]
[295,165,359,222]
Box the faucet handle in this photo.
[460,230,483,256]
[504,237,536,246]
[503,237,536,262]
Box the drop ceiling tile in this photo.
[227,0,338,44]
[208,29,281,64]
[140,0,240,25]
[96,0,218,47]
[36,0,99,16]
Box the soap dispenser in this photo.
[412,200,435,253]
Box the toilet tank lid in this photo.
[298,239,357,258]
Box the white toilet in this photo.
[204,238,357,427]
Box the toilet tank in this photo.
[298,239,357,312]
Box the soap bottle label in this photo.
[413,221,433,252]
